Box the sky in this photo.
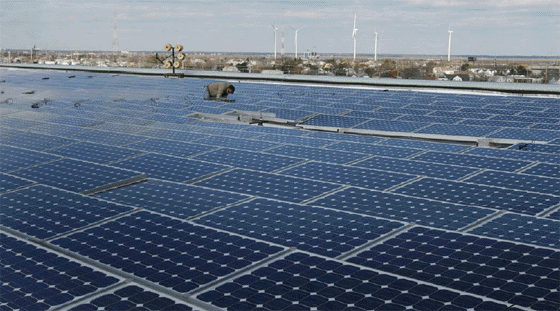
[1,0,559,57]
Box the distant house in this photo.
[488,76,506,83]
[444,73,471,82]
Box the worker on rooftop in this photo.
[206,82,235,101]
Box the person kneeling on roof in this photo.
[206,82,235,101]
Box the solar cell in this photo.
[325,141,421,158]
[29,123,93,137]
[397,115,463,124]
[140,128,209,141]
[73,129,148,146]
[264,144,368,164]
[112,153,229,183]
[466,147,560,165]
[194,168,341,203]
[0,233,121,311]
[311,187,495,230]
[1,185,133,239]
[68,285,201,311]
[352,156,479,180]
[411,151,533,172]
[0,131,78,151]
[467,213,560,248]
[10,157,145,194]
[0,145,61,173]
[353,119,429,132]
[48,141,145,164]
[279,161,418,191]
[393,177,560,215]
[195,198,404,257]
[0,173,33,193]
[521,163,560,178]
[301,114,370,128]
[196,251,514,311]
[51,211,285,293]
[193,135,280,151]
[95,179,249,219]
[347,226,560,310]
[464,170,560,196]
[192,148,305,172]
[125,138,217,158]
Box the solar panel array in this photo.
[1,68,559,310]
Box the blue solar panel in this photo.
[51,211,284,293]
[73,129,148,146]
[459,119,533,128]
[468,213,560,248]
[353,119,429,132]
[263,107,315,121]
[1,131,78,151]
[411,151,533,172]
[393,177,560,215]
[95,179,249,219]
[195,198,404,257]
[489,128,560,142]
[195,169,340,203]
[311,187,495,230]
[348,226,560,310]
[417,124,499,137]
[306,131,387,144]
[192,148,304,172]
[140,128,208,141]
[193,135,280,151]
[68,285,200,311]
[0,173,33,193]
[464,170,560,196]
[279,161,417,191]
[522,163,560,178]
[302,114,370,128]
[509,142,560,154]
[29,123,93,137]
[253,133,335,147]
[111,153,229,183]
[379,138,471,152]
[125,138,217,158]
[0,145,61,173]
[325,141,421,158]
[353,156,479,180]
[9,158,144,194]
[0,117,46,129]
[1,185,133,239]
[49,141,145,164]
[196,251,514,311]
[398,114,462,124]
[345,110,402,120]
[265,144,368,164]
[466,147,560,165]
[1,233,121,311]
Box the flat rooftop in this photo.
[1,67,559,311]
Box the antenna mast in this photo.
[447,29,453,62]
[112,11,119,57]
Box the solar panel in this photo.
[1,233,121,311]
[73,129,148,146]
[125,138,217,158]
[417,124,499,137]
[196,251,514,311]
[194,168,341,203]
[411,151,533,172]
[467,212,560,248]
[379,138,471,152]
[279,161,417,191]
[252,133,335,147]
[95,179,249,219]
[68,285,201,311]
[302,114,370,128]
[509,142,560,154]
[311,186,496,230]
[264,144,368,164]
[325,141,421,158]
[353,119,429,132]
[140,128,208,142]
[464,170,560,196]
[9,158,145,194]
[466,147,560,165]
[488,128,560,142]
[347,226,560,310]
[51,211,285,293]
[393,177,560,215]
[195,198,404,257]
[352,156,480,180]
[111,153,229,183]
[0,173,33,193]
[1,185,133,239]
[48,141,145,164]
[192,148,305,172]
[193,135,280,151]
[0,145,61,173]
[521,162,560,178]
[1,131,78,151]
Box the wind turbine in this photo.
[447,27,453,62]
[271,23,278,59]
[352,14,358,62]
[290,25,305,59]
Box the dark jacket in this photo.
[207,82,233,99]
